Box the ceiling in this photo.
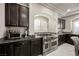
[52,3,79,12]
[41,3,79,17]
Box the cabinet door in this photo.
[5,3,11,26]
[13,40,30,56]
[62,20,65,29]
[0,44,8,56]
[13,41,25,56]
[0,43,13,56]
[19,5,29,27]
[5,3,19,26]
[10,3,19,26]
[23,40,31,56]
[58,18,65,29]
[58,35,66,46]
[31,38,42,56]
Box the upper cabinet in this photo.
[5,3,29,27]
[62,19,65,29]
[58,18,65,29]
[19,5,29,27]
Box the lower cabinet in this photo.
[0,40,31,56]
[13,43,24,56]
[58,35,65,45]
[0,38,42,56]
[58,34,74,45]
[23,40,31,56]
[64,34,74,45]
[30,38,42,56]
[0,44,8,56]
[13,40,31,56]
[13,38,42,56]
[0,43,13,56]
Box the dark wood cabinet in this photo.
[13,42,25,56]
[58,18,65,29]
[58,34,75,46]
[19,5,29,27]
[23,40,31,56]
[0,40,30,56]
[64,34,74,45]
[13,38,42,56]
[0,44,9,56]
[31,38,42,56]
[62,19,65,29]
[58,35,66,46]
[0,43,14,56]
[0,38,42,56]
[5,4,10,26]
[5,3,19,26]
[13,40,30,56]
[9,4,19,26]
[5,3,29,27]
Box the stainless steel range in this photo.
[34,32,58,56]
[43,36,58,56]
[43,36,50,53]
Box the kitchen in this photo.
[0,3,79,56]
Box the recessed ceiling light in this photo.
[67,9,71,12]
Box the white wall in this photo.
[0,3,6,38]
[0,3,59,38]
[29,3,58,35]
[63,14,79,32]
[62,19,72,32]
[0,3,27,39]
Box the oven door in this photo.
[50,38,58,50]
[43,41,50,53]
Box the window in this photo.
[72,19,79,34]
[34,19,40,32]
[34,16,49,32]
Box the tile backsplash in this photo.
[6,27,28,35]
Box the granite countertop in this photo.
[0,36,43,44]
[0,37,28,44]
[58,32,79,36]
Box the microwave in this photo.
[6,31,21,39]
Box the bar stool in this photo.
[71,36,79,56]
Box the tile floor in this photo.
[46,43,75,56]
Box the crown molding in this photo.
[36,3,79,18]
[39,3,65,17]
[61,13,79,18]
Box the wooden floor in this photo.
[46,43,75,56]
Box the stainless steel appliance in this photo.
[6,30,21,39]
[34,32,58,55]
[50,37,58,52]
[43,36,58,56]
[43,37,50,53]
